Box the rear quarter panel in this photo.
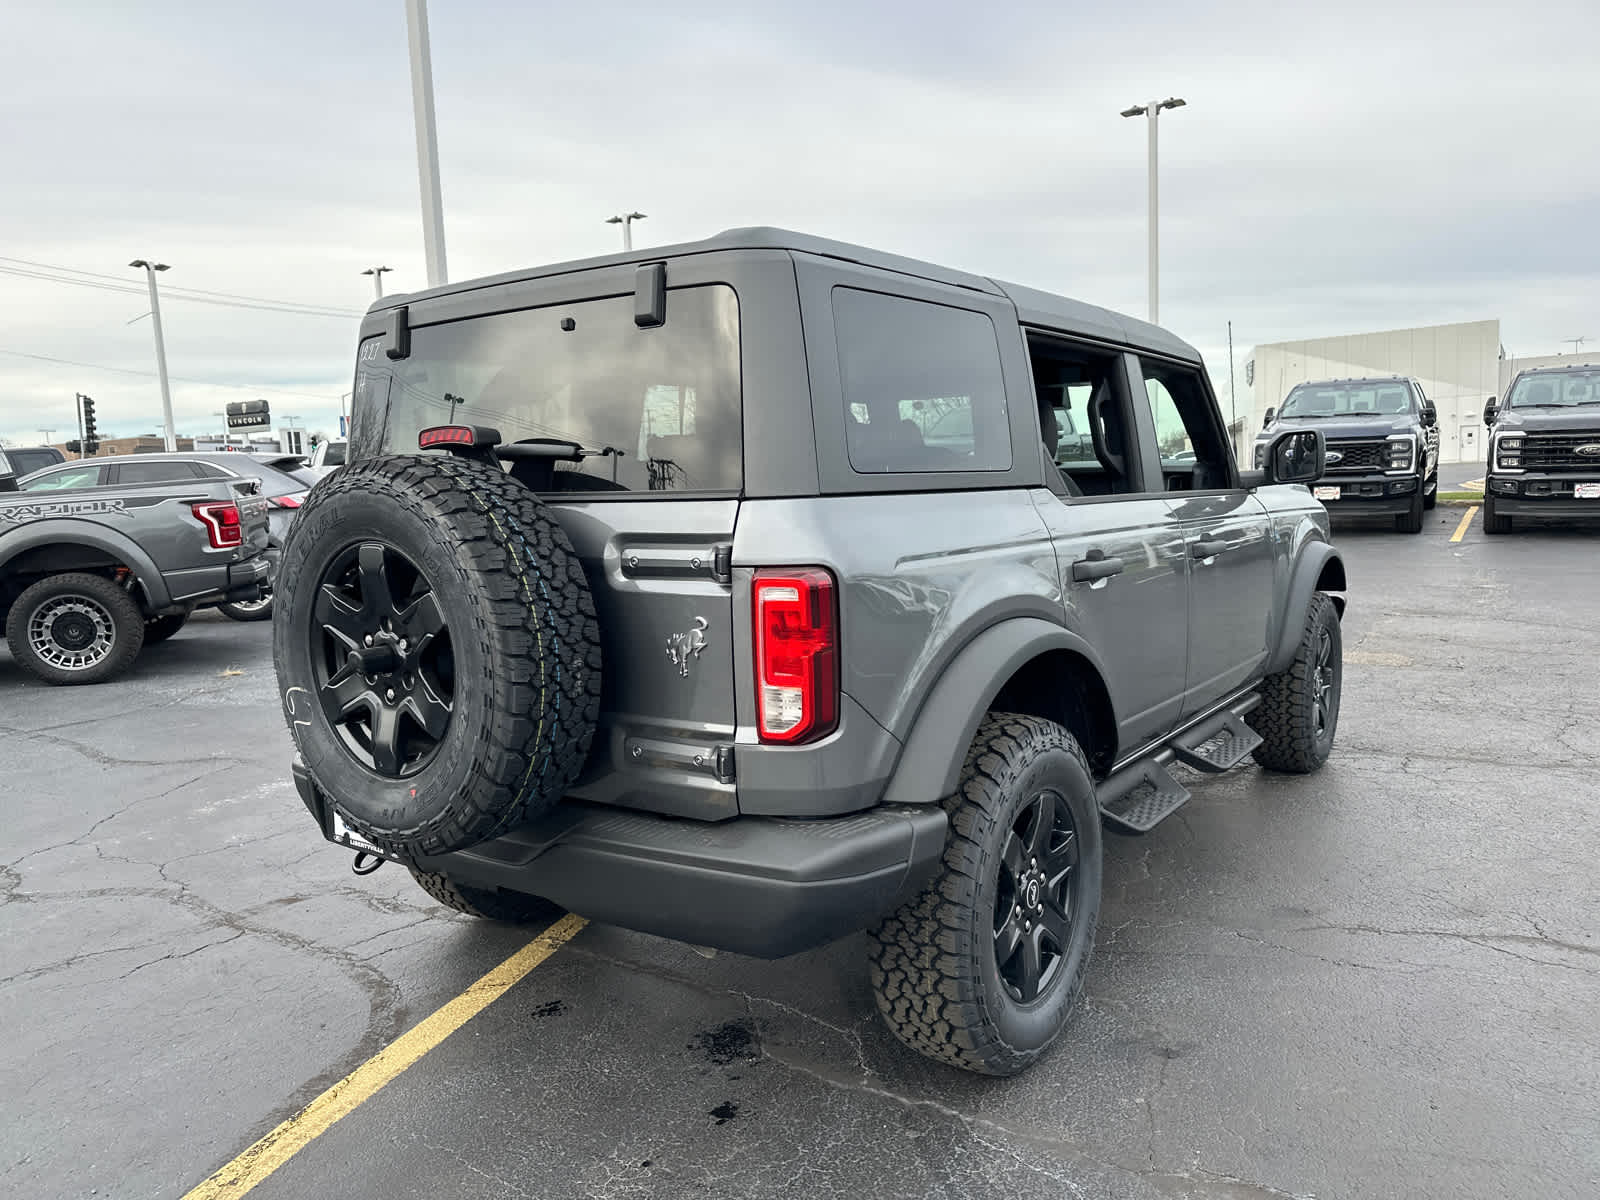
[732,491,1060,740]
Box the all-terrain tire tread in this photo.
[1247,592,1338,773]
[407,867,559,923]
[866,713,1098,1076]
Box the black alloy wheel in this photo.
[1311,620,1336,742]
[993,789,1082,1004]
[312,542,454,777]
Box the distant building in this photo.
[1245,321,1600,466]
[48,435,196,459]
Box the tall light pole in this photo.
[129,259,177,451]
[1120,97,1186,326]
[405,0,448,286]
[605,212,647,251]
[362,266,393,299]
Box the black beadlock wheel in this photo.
[1248,592,1342,773]
[408,867,561,923]
[868,714,1103,1076]
[273,454,603,861]
[5,572,145,686]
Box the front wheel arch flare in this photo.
[1267,542,1345,676]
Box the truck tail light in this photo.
[191,500,243,549]
[270,492,306,509]
[754,568,838,744]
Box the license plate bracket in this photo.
[1313,486,1341,501]
[1575,482,1600,499]
[330,808,384,857]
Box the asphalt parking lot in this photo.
[4,506,1598,1200]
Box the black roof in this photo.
[366,226,1201,365]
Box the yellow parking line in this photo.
[183,913,588,1200]
[1450,506,1478,542]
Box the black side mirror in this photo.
[1264,428,1324,485]
[1483,397,1498,426]
[1421,404,1437,427]
[1262,407,1276,430]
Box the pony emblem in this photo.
[667,617,709,677]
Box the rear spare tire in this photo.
[273,454,602,860]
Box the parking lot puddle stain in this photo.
[709,1101,740,1125]
[692,1019,758,1065]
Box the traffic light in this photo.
[65,439,82,454]
[81,395,99,455]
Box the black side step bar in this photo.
[1097,693,1263,834]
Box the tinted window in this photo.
[834,289,1010,474]
[322,442,346,466]
[21,466,104,491]
[114,461,200,485]
[9,449,64,476]
[374,285,742,493]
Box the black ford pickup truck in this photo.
[1482,364,1600,534]
[1254,376,1440,533]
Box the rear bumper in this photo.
[292,761,948,959]
[1313,473,1419,515]
[165,553,270,606]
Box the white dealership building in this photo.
[1243,320,1600,466]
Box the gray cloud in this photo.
[3,0,1595,446]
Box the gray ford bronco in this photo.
[275,228,1346,1076]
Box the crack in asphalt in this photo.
[117,929,249,981]
[3,763,236,874]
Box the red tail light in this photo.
[419,425,475,447]
[191,500,243,549]
[754,568,838,744]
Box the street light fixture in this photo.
[1120,97,1186,325]
[605,212,648,252]
[129,258,177,451]
[362,266,394,300]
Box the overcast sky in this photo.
[2,0,1596,448]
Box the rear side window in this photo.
[833,289,1010,474]
[113,461,201,485]
[377,285,742,494]
[21,466,103,491]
